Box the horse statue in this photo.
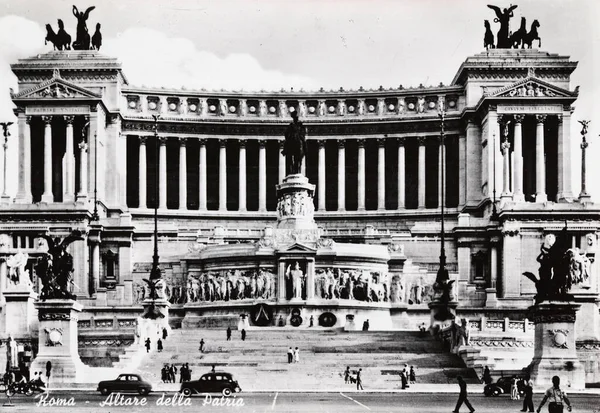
[91,22,102,50]
[523,20,541,49]
[509,17,527,48]
[72,5,95,50]
[484,20,495,50]
[487,4,518,48]
[282,111,307,175]
[45,19,71,50]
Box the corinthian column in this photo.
[318,140,326,211]
[158,136,167,209]
[337,139,346,211]
[63,115,76,202]
[199,139,207,211]
[418,137,426,208]
[15,115,32,203]
[535,115,547,202]
[501,138,512,198]
[219,139,227,211]
[278,140,285,183]
[178,137,187,210]
[77,140,88,202]
[397,137,405,209]
[138,136,147,208]
[238,139,247,212]
[377,137,385,210]
[357,138,366,211]
[258,139,267,212]
[513,115,525,202]
[41,115,54,203]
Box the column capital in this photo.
[218,138,227,148]
[25,115,32,124]
[258,139,267,147]
[198,138,207,146]
[556,114,563,124]
[178,136,187,146]
[278,139,285,149]
[535,114,547,124]
[501,140,511,153]
[396,137,406,146]
[377,137,386,146]
[497,114,508,125]
[78,141,88,151]
[239,138,247,148]
[514,114,525,123]
[158,136,168,145]
[317,139,326,148]
[418,136,427,146]
[138,136,148,145]
[337,139,346,148]
[41,115,53,124]
[64,115,75,124]
[357,138,366,147]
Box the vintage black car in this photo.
[484,376,526,397]
[180,372,241,396]
[97,374,152,395]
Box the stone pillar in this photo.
[77,140,88,202]
[258,139,267,212]
[90,236,100,297]
[138,136,147,208]
[397,137,405,209]
[41,115,54,203]
[418,137,426,208]
[357,138,366,211]
[377,137,385,210]
[219,139,227,211]
[158,136,167,209]
[558,110,573,201]
[501,138,512,199]
[306,259,315,300]
[337,139,345,211]
[535,115,547,202]
[178,137,187,210]
[487,109,502,198]
[62,115,76,202]
[513,115,525,201]
[278,140,285,183]
[277,260,287,300]
[458,134,466,206]
[238,139,247,212]
[486,238,499,307]
[501,227,521,297]
[317,139,326,211]
[15,114,32,203]
[199,138,207,211]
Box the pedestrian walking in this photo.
[169,364,177,383]
[179,364,185,383]
[145,338,151,353]
[157,338,163,352]
[344,366,350,384]
[511,375,520,400]
[185,363,192,381]
[362,319,370,331]
[293,347,300,363]
[537,376,572,413]
[356,368,363,390]
[161,365,168,383]
[309,315,314,327]
[287,347,293,363]
[409,366,416,384]
[241,329,246,341]
[226,326,232,341]
[162,327,168,340]
[521,374,534,412]
[482,366,492,385]
[453,375,475,413]
[199,338,205,352]
[400,364,409,389]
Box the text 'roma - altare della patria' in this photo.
[0,3,599,390]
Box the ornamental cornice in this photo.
[531,313,576,324]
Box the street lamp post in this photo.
[578,120,591,202]
[0,122,14,204]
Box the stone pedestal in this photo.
[141,296,171,338]
[276,174,317,230]
[2,290,38,336]
[428,300,458,330]
[30,300,86,384]
[528,301,585,389]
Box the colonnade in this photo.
[133,135,456,212]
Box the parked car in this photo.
[97,374,152,395]
[484,376,526,397]
[180,372,241,396]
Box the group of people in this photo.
[160,363,193,383]
[400,364,416,389]
[1,370,46,393]
[225,326,246,341]
[287,347,300,363]
[343,366,363,390]
[144,327,169,353]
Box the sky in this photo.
[0,0,598,198]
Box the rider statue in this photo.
[282,111,307,175]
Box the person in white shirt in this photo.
[537,376,572,413]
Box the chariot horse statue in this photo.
[72,5,95,50]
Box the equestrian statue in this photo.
[282,110,307,175]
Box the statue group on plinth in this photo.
[484,4,541,49]
[44,5,103,51]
